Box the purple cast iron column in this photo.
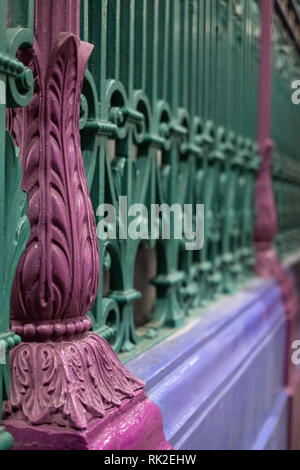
[254,0,299,450]
[2,0,171,450]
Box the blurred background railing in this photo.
[272,2,300,258]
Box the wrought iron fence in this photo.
[0,0,300,449]
[79,0,261,357]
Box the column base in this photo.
[2,333,172,450]
[3,390,172,450]
[0,426,14,450]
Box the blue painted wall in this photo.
[128,278,288,450]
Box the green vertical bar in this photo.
[145,0,155,105]
[211,0,217,123]
[162,0,170,102]
[227,0,233,131]
[80,0,89,41]
[179,0,189,109]
[157,0,167,101]
[85,0,108,117]
[166,0,180,113]
[204,0,211,119]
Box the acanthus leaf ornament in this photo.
[10,34,99,326]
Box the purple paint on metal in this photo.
[127,279,288,450]
[2,0,171,450]
[283,253,300,450]
[4,390,171,450]
[254,0,299,450]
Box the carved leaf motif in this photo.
[11,34,99,323]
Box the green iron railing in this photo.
[272,7,300,258]
[79,0,261,359]
[0,0,33,450]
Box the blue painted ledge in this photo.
[127,278,288,450]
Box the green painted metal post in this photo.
[0,0,33,450]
